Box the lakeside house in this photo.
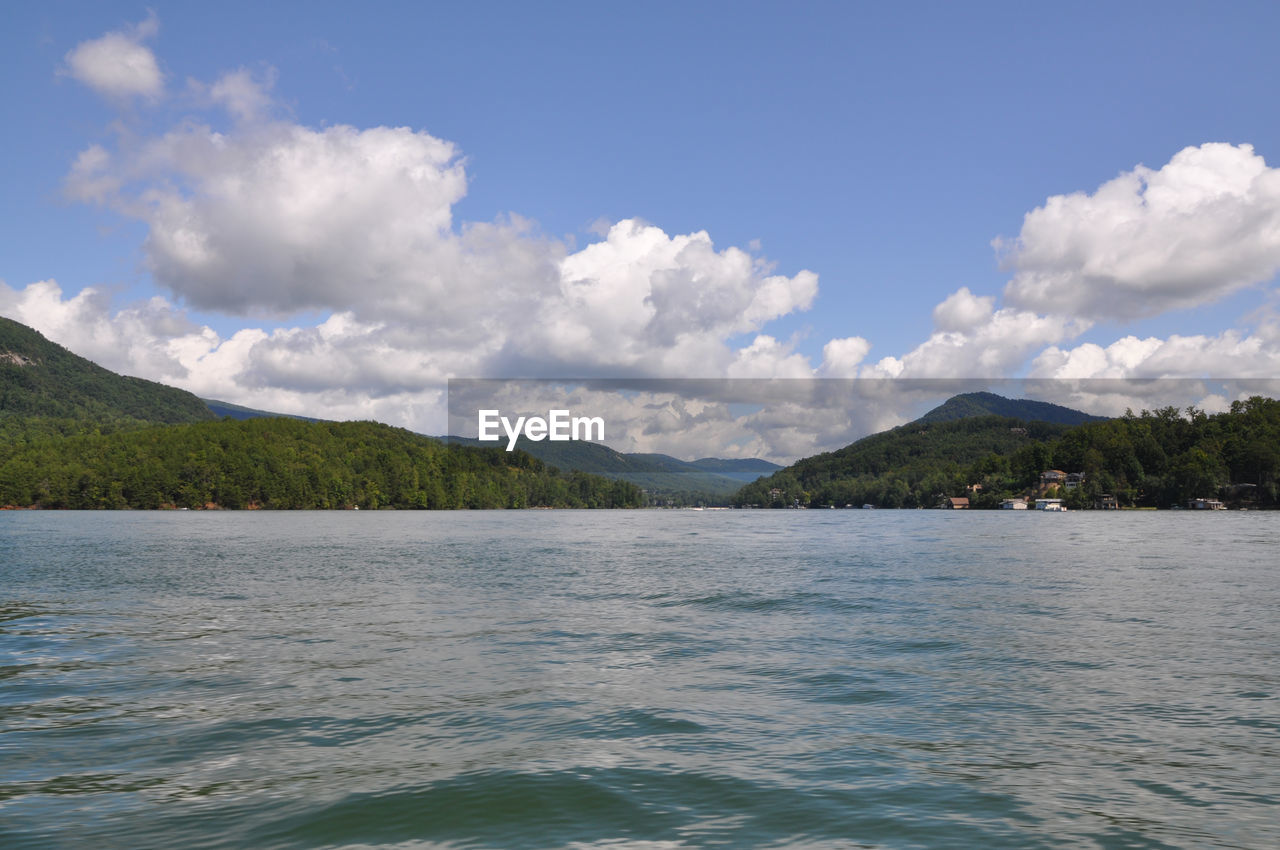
[1001,498,1028,510]
[1064,472,1085,490]
[1188,498,1226,510]
[1096,494,1119,510]
[1035,498,1065,511]
[1040,469,1067,486]
[944,496,970,509]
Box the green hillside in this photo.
[736,413,1073,508]
[0,417,642,510]
[0,317,215,426]
[735,397,1280,509]
[917,391,1107,425]
[0,316,640,510]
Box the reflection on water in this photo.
[1,510,1277,849]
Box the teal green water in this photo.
[1,510,1277,849]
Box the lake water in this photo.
[1,510,1277,849]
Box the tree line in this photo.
[0,417,643,510]
[734,397,1280,509]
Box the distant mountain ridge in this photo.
[917,391,1106,426]
[447,435,780,501]
[202,398,323,423]
[0,316,214,425]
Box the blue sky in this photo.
[4,1,1280,451]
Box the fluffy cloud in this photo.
[530,220,817,375]
[1000,143,1280,321]
[1032,330,1280,381]
[932,287,996,332]
[726,335,815,379]
[65,107,820,380]
[863,288,1086,378]
[62,13,163,100]
[67,121,473,318]
[818,336,872,377]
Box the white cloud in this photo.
[1000,143,1280,321]
[0,278,456,430]
[862,287,1087,378]
[1031,330,1280,380]
[818,336,872,377]
[529,219,818,376]
[62,13,164,100]
[206,67,276,122]
[68,121,471,318]
[932,287,996,332]
[726,335,814,379]
[65,109,820,380]
[0,279,203,379]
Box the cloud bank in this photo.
[11,20,1280,458]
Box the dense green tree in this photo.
[0,417,643,510]
[735,399,1280,509]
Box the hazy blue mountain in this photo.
[687,457,782,482]
[446,436,776,502]
[203,398,324,423]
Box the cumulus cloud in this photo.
[1032,330,1280,381]
[726,335,815,379]
[862,287,1087,378]
[932,287,996,332]
[62,13,163,100]
[999,143,1280,321]
[65,108,820,381]
[67,121,472,317]
[818,336,872,377]
[527,220,818,376]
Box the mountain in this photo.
[202,398,323,423]
[447,437,777,502]
[687,457,782,482]
[736,393,1280,509]
[0,316,215,425]
[0,316,641,510]
[731,391,1103,508]
[735,412,1076,508]
[917,391,1106,426]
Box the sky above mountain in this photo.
[4,1,1280,450]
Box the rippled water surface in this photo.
[2,510,1277,849]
